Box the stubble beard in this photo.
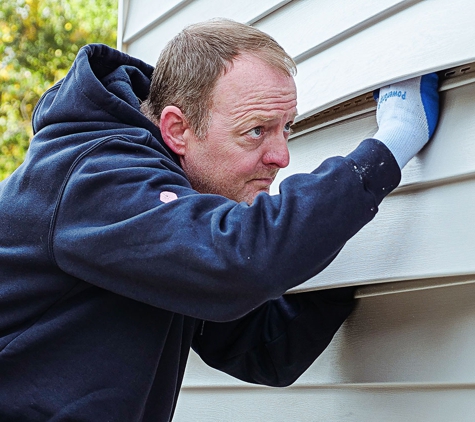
[183,160,270,205]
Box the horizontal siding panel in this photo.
[357,274,475,298]
[182,350,239,387]
[253,0,409,61]
[175,387,475,422]
[122,0,186,43]
[297,282,475,385]
[299,178,475,288]
[123,0,291,63]
[294,0,475,120]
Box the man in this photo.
[0,19,438,421]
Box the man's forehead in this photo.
[212,55,297,114]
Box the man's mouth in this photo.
[250,176,275,186]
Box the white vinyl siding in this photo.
[120,0,291,62]
[118,0,475,119]
[175,280,475,422]
[117,0,475,420]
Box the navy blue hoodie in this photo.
[0,44,400,421]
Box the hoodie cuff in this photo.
[346,138,401,204]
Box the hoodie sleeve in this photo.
[51,136,400,322]
[193,286,356,387]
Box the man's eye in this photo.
[284,122,292,132]
[247,127,263,138]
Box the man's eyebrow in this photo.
[238,110,299,126]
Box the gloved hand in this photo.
[373,73,439,169]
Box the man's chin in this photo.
[241,188,270,205]
[211,183,271,204]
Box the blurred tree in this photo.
[0,0,117,179]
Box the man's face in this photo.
[180,54,298,205]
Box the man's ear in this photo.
[159,106,190,156]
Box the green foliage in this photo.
[0,0,117,179]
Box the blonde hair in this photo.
[141,18,296,139]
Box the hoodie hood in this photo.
[32,44,160,139]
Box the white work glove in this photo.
[373,73,439,169]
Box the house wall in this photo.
[117,1,475,420]
[175,281,475,422]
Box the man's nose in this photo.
[262,135,290,168]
